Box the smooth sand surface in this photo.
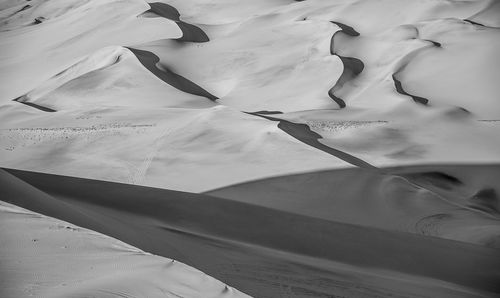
[208,164,500,247]
[2,167,499,297]
[1,1,500,297]
[0,200,249,298]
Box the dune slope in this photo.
[0,200,248,298]
[1,0,500,297]
[2,168,499,297]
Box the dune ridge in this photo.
[2,167,500,297]
[328,22,365,108]
[2,1,500,296]
[12,98,56,112]
[146,2,209,42]
[10,46,129,111]
[390,37,443,106]
[127,47,218,101]
[248,111,377,169]
[0,200,249,298]
[242,111,500,226]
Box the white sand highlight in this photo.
[2,0,499,189]
[1,0,500,296]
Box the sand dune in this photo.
[328,22,364,108]
[0,200,249,298]
[0,104,348,192]
[247,112,377,170]
[0,0,182,102]
[392,74,429,106]
[9,46,216,110]
[146,2,210,42]
[208,164,500,247]
[12,99,56,112]
[128,47,218,101]
[1,1,500,297]
[2,168,499,297]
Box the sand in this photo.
[1,0,500,297]
[2,168,499,297]
[0,199,249,298]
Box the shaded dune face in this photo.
[127,47,218,101]
[247,111,377,169]
[145,2,209,42]
[12,97,56,112]
[328,22,364,108]
[1,0,500,297]
[208,164,500,247]
[392,73,429,105]
[2,168,500,297]
[0,200,249,298]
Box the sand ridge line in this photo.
[247,111,378,170]
[247,111,499,220]
[145,2,209,43]
[328,21,364,109]
[12,98,56,112]
[127,47,218,101]
[391,30,443,106]
[2,167,500,296]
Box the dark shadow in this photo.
[127,47,218,101]
[331,21,360,36]
[328,56,364,108]
[246,112,377,170]
[2,167,500,296]
[147,2,209,42]
[464,19,486,27]
[402,171,462,190]
[13,96,56,112]
[327,22,364,109]
[251,110,284,115]
[175,21,209,42]
[392,74,429,105]
[423,39,442,47]
[469,188,499,213]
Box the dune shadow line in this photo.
[328,22,364,108]
[2,168,500,296]
[248,112,377,170]
[147,2,209,42]
[127,47,218,101]
[12,96,56,112]
[392,73,429,105]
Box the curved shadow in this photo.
[247,112,377,170]
[147,2,209,42]
[328,56,364,108]
[331,21,360,37]
[464,19,486,27]
[328,22,364,108]
[390,34,445,106]
[392,73,429,105]
[127,47,218,101]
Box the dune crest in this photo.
[1,0,500,297]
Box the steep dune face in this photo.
[1,0,500,297]
[15,46,217,110]
[0,0,181,101]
